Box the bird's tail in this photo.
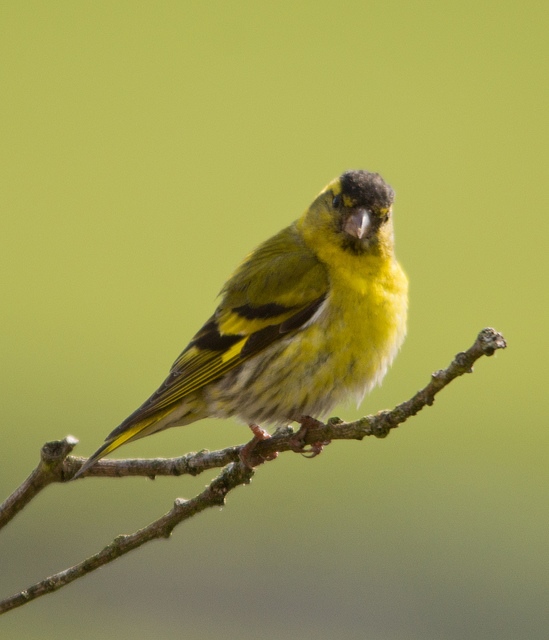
[73,405,183,479]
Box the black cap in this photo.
[340,170,394,211]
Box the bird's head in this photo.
[301,170,395,256]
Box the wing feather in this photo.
[107,223,329,439]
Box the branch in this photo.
[0,327,506,615]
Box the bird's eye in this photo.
[332,194,342,208]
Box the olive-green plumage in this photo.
[76,170,408,476]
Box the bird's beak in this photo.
[344,208,371,239]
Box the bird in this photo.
[75,170,408,477]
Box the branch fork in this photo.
[0,327,506,615]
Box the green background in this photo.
[1,1,547,638]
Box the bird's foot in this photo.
[289,416,331,458]
[239,424,278,468]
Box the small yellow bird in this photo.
[76,170,408,476]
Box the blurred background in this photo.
[1,1,547,638]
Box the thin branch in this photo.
[0,327,506,615]
[71,326,508,474]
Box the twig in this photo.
[0,327,506,615]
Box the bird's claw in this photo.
[239,424,278,469]
[289,416,331,458]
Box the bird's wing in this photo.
[108,224,329,436]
